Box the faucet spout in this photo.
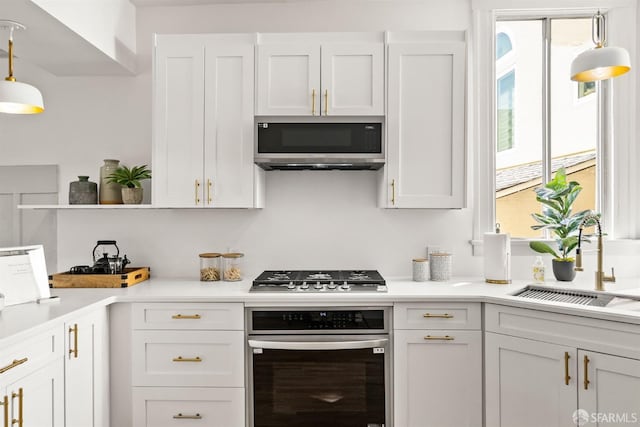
[575,214,615,291]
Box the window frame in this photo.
[470,0,638,256]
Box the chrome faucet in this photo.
[575,213,615,291]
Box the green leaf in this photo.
[529,241,560,258]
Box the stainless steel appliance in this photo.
[255,122,384,170]
[250,270,387,293]
[247,307,391,427]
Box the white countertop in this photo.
[2,276,640,347]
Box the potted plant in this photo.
[106,164,151,204]
[528,167,592,281]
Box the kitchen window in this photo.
[472,1,638,252]
[495,17,597,238]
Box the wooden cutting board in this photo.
[49,267,150,288]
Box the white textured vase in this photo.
[122,187,143,204]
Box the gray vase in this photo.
[69,176,98,204]
[552,259,576,282]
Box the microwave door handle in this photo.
[248,338,388,351]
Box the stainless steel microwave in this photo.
[254,122,384,170]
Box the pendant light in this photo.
[570,11,631,82]
[0,20,44,114]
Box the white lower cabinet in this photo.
[131,303,245,426]
[64,308,109,427]
[0,328,64,427]
[393,303,482,427]
[485,332,577,427]
[485,304,640,427]
[578,350,640,427]
[132,387,245,427]
[3,359,64,427]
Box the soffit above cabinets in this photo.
[0,0,136,76]
[131,0,322,6]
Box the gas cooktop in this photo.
[251,270,387,292]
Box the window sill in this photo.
[470,238,640,257]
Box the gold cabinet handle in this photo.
[2,395,8,427]
[207,179,212,204]
[173,413,202,420]
[583,355,590,390]
[69,324,78,358]
[564,352,571,385]
[195,179,201,205]
[11,388,22,427]
[311,89,316,115]
[324,89,328,115]
[423,313,454,319]
[0,358,27,375]
[424,335,454,341]
[391,179,396,205]
[171,314,201,320]
[172,356,202,362]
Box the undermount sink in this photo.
[512,285,640,311]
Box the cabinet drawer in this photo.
[394,302,481,330]
[132,303,243,330]
[0,327,62,382]
[485,304,640,359]
[132,330,244,387]
[132,387,245,427]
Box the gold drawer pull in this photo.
[2,395,8,427]
[173,413,202,420]
[0,358,28,375]
[564,352,571,386]
[69,324,79,358]
[172,356,202,362]
[423,313,454,319]
[172,314,201,320]
[424,335,454,341]
[11,388,22,427]
[584,355,590,390]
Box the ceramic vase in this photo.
[99,159,123,204]
[69,176,97,204]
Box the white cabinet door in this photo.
[256,43,320,116]
[394,330,482,427]
[153,38,205,207]
[578,350,640,426]
[132,387,245,427]
[204,44,255,208]
[4,358,64,427]
[385,41,466,208]
[321,43,384,116]
[65,308,109,427]
[485,332,577,427]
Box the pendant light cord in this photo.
[592,11,605,48]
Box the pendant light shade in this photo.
[0,20,44,114]
[570,11,631,82]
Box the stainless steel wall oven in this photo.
[247,307,391,427]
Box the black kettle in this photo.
[91,240,130,274]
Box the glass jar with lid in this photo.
[199,253,221,281]
[222,253,244,281]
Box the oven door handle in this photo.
[248,338,388,351]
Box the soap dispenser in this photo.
[533,256,545,283]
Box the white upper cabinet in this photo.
[383,34,466,208]
[256,34,384,116]
[153,34,263,208]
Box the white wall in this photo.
[0,0,636,281]
[1,0,484,280]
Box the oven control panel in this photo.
[251,309,386,331]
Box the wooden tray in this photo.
[49,267,150,288]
